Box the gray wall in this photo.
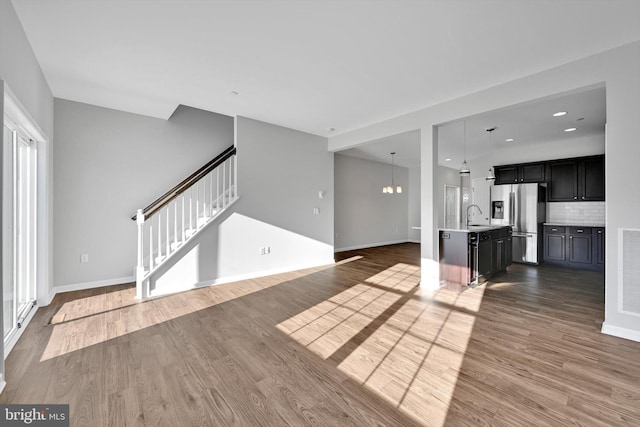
[150,116,334,293]
[0,2,54,138]
[334,154,409,251]
[54,100,233,287]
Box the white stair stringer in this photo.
[136,196,239,297]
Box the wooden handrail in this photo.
[132,145,236,221]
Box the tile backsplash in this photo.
[547,202,605,225]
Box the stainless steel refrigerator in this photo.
[490,183,546,264]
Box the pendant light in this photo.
[485,127,497,181]
[382,152,402,194]
[460,121,470,176]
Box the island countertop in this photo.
[439,224,511,233]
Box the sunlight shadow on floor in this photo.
[277,262,487,426]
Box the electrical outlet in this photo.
[80,253,89,263]
[313,207,320,215]
[265,246,271,254]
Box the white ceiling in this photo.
[339,85,606,168]
[11,0,640,138]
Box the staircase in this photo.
[133,145,238,299]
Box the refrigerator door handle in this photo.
[509,191,516,227]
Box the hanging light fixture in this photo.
[460,121,470,176]
[485,127,497,181]
[382,152,402,194]
[486,168,496,181]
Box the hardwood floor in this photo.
[1,243,639,426]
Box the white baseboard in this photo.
[408,239,421,244]
[54,275,135,295]
[44,288,57,306]
[601,321,640,342]
[335,240,411,253]
[149,258,336,298]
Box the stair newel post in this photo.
[135,209,147,299]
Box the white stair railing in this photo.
[134,146,237,299]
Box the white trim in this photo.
[45,287,56,306]
[601,321,640,342]
[335,239,410,253]
[4,84,52,308]
[0,381,6,395]
[3,86,47,143]
[148,258,336,298]
[54,275,135,294]
[3,301,38,358]
[408,239,421,244]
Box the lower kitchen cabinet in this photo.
[545,226,566,261]
[543,225,603,270]
[568,227,592,264]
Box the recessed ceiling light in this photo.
[231,91,239,95]
[564,127,577,132]
[553,111,567,117]
[505,138,515,142]
[445,158,452,162]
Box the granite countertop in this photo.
[439,225,511,233]
[544,222,605,227]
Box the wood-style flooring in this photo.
[1,243,639,426]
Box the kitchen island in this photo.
[439,225,512,290]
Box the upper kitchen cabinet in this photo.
[547,155,604,202]
[494,162,546,184]
[579,155,605,201]
[547,160,578,201]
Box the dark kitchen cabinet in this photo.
[492,238,506,273]
[579,156,605,201]
[494,166,518,184]
[547,155,605,202]
[544,226,566,261]
[543,225,604,270]
[494,163,545,185]
[490,228,511,275]
[547,160,578,201]
[505,236,513,266]
[568,227,592,264]
[594,227,605,265]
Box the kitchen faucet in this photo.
[467,204,482,225]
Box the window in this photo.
[3,93,39,349]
